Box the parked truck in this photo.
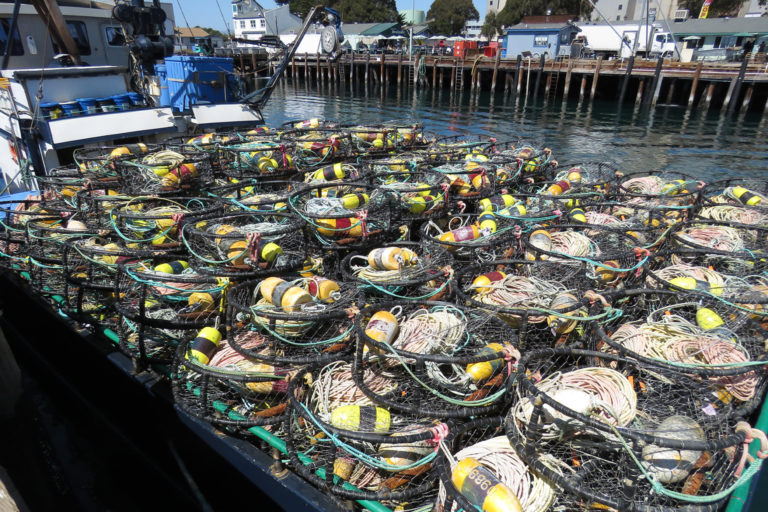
[575,23,676,59]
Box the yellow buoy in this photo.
[452,457,523,512]
[330,405,391,433]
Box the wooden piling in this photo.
[579,75,587,100]
[491,50,501,93]
[380,54,385,85]
[688,62,703,107]
[365,53,370,85]
[644,56,663,105]
[651,73,664,106]
[722,77,738,112]
[741,84,755,113]
[433,57,438,88]
[563,60,574,99]
[635,78,645,105]
[618,56,635,104]
[514,55,522,96]
[316,55,321,83]
[533,54,545,99]
[703,82,715,110]
[727,57,750,114]
[590,57,602,100]
[666,78,676,104]
[397,54,402,85]
[545,73,552,97]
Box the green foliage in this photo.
[274,0,400,22]
[497,0,590,27]
[427,0,479,36]
[677,0,744,17]
[196,26,226,38]
[481,12,502,41]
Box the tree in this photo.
[481,11,502,41]
[677,0,743,18]
[427,0,479,36]
[497,0,590,28]
[197,26,226,38]
[274,0,400,22]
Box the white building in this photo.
[486,0,508,16]
[232,0,267,41]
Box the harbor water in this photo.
[261,79,768,180]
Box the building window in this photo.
[618,4,623,9]
[52,20,91,56]
[617,16,621,21]
[533,35,548,47]
[250,19,256,28]
[0,19,23,56]
[233,5,237,12]
[239,20,245,29]
[104,26,125,46]
[714,36,722,48]
[260,19,266,27]
[490,1,493,4]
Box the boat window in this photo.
[0,18,24,56]
[105,26,125,47]
[51,21,92,56]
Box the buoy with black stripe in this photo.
[154,260,189,274]
[367,247,417,270]
[187,291,219,311]
[311,162,346,182]
[731,186,763,206]
[109,143,147,159]
[260,276,312,312]
[479,212,497,234]
[466,343,507,382]
[547,292,585,335]
[186,327,222,365]
[452,457,523,512]
[330,405,391,433]
[378,436,432,467]
[668,277,723,296]
[479,194,517,213]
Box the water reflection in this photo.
[261,81,768,180]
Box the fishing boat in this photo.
[0,1,348,510]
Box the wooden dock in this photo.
[232,51,768,114]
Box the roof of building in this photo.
[507,22,579,32]
[669,17,768,35]
[522,15,577,24]
[263,5,302,35]
[340,22,400,36]
[175,27,211,38]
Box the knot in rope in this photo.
[442,265,454,278]
[171,212,184,225]
[246,231,262,263]
[457,201,466,214]
[345,305,360,319]
[428,423,450,448]
[503,345,521,375]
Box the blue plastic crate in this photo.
[164,56,235,112]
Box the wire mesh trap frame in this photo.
[701,178,768,211]
[645,263,768,320]
[433,416,568,512]
[429,160,498,203]
[114,263,228,364]
[216,139,298,180]
[283,364,441,501]
[288,181,395,250]
[353,301,519,418]
[180,211,307,278]
[36,167,118,208]
[114,149,214,195]
[342,122,426,156]
[420,212,521,262]
[225,278,361,366]
[486,139,558,184]
[611,170,705,222]
[277,128,353,171]
[504,347,767,512]
[300,161,368,187]
[203,178,295,212]
[340,242,454,302]
[590,288,768,414]
[0,199,65,268]
[370,168,451,223]
[521,223,653,288]
[72,143,162,177]
[75,188,134,230]
[170,337,290,429]
[453,259,618,351]
[667,219,768,275]
[110,196,223,251]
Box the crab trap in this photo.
[353,301,519,418]
[36,167,118,208]
[283,363,441,503]
[204,178,294,212]
[370,168,451,222]
[454,259,620,351]
[0,198,65,270]
[340,242,454,302]
[72,143,161,177]
[611,170,705,224]
[300,161,368,187]
[505,347,768,512]
[170,335,290,430]
[110,196,222,252]
[521,223,653,288]
[216,139,297,180]
[75,188,133,230]
[486,139,557,183]
[278,128,353,170]
[433,416,572,512]
[288,181,394,250]
[225,278,361,367]
[114,147,214,195]
[343,122,426,156]
[180,211,306,278]
[114,262,228,366]
[590,288,768,414]
[667,220,768,274]
[701,178,768,211]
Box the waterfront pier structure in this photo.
[233,51,768,114]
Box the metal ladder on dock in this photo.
[408,59,415,87]
[454,61,464,90]
[548,58,565,100]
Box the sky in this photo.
[172,0,487,33]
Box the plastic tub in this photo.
[111,94,132,111]
[126,92,147,107]
[76,98,98,115]
[39,102,62,120]
[96,97,116,113]
[59,101,81,117]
